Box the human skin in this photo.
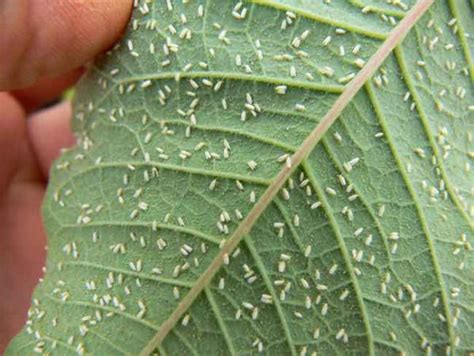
[0,0,132,351]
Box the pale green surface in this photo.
[7,0,473,355]
[63,89,76,102]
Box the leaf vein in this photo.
[301,160,375,355]
[138,3,434,352]
[365,81,456,351]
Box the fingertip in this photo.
[0,0,133,89]
[12,68,84,112]
[0,93,25,125]
[0,93,26,194]
[28,101,75,178]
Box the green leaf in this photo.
[8,0,473,355]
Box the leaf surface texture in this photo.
[7,0,473,355]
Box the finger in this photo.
[11,68,84,112]
[0,181,46,351]
[0,0,132,90]
[0,93,26,196]
[27,101,75,178]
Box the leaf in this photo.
[7,0,473,355]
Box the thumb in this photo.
[0,0,132,90]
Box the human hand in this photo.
[0,1,132,351]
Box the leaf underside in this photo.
[7,0,473,355]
